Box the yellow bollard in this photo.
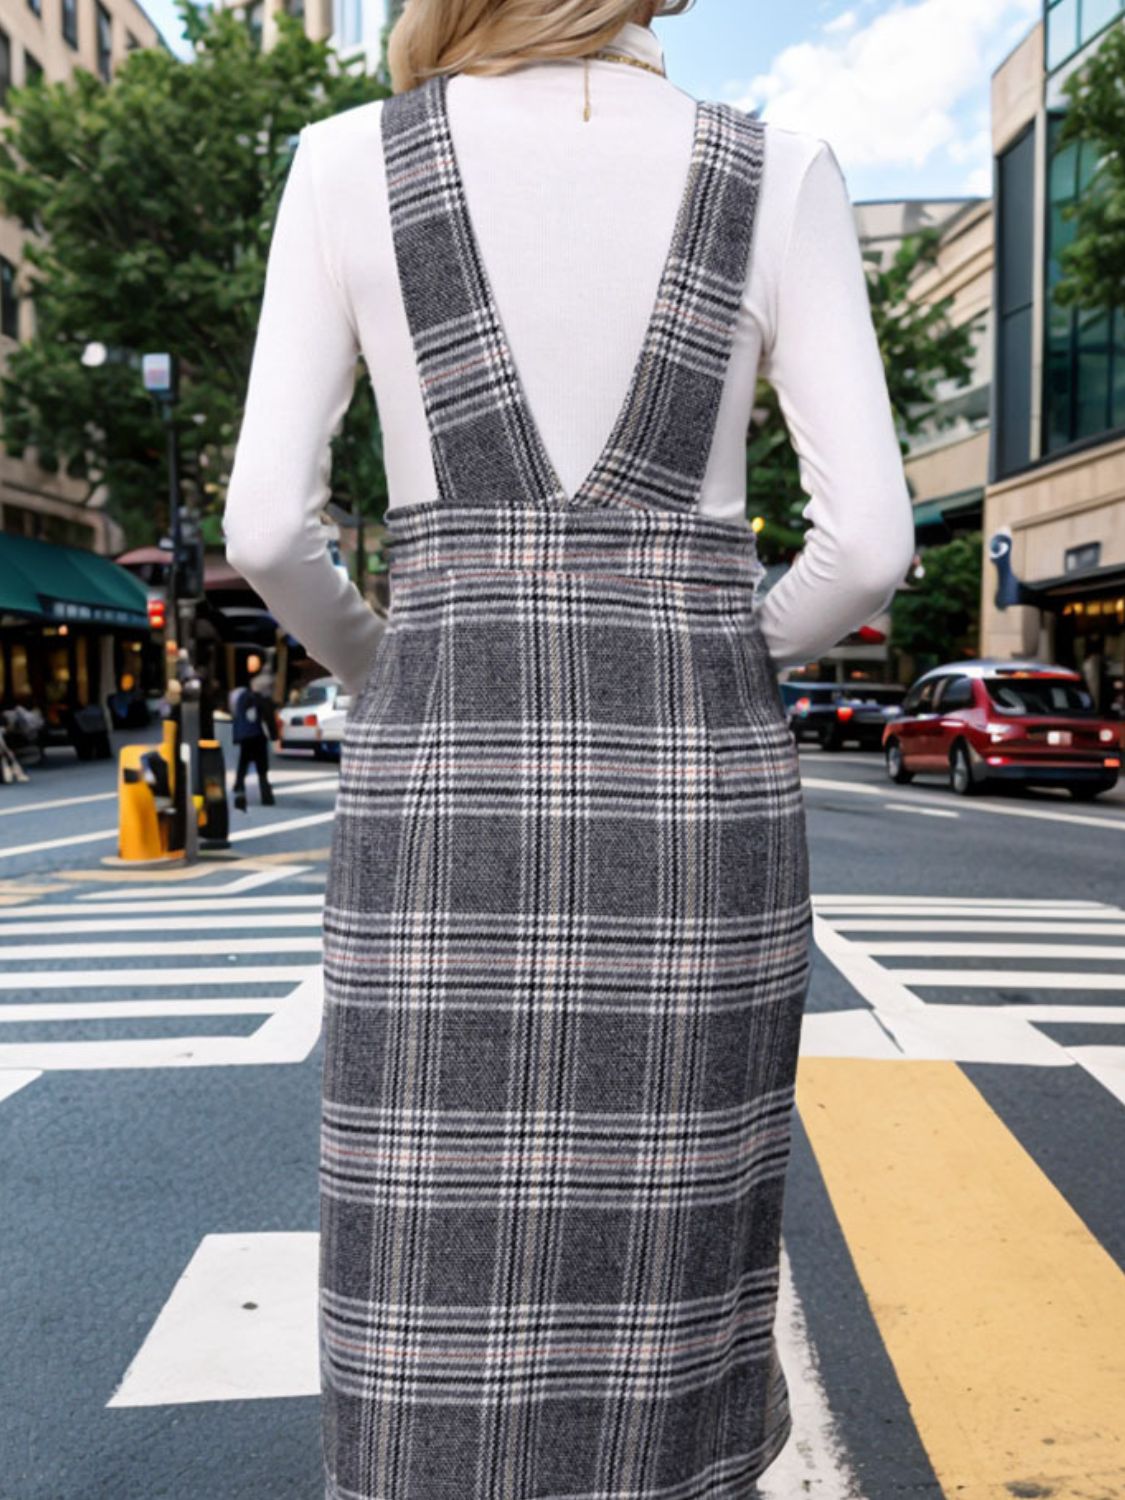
[117,730,184,862]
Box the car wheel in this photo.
[949,741,979,796]
[1067,783,1104,801]
[885,738,913,784]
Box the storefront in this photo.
[0,531,157,725]
[1035,560,1125,715]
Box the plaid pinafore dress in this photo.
[320,72,813,1500]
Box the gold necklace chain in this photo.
[588,49,665,77]
[582,46,666,121]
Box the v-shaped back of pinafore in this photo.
[378,71,768,594]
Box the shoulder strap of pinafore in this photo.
[380,74,766,516]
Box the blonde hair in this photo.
[386,1,694,95]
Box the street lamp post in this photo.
[143,351,204,866]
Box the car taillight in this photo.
[795,697,811,714]
[303,714,318,726]
[836,705,854,720]
[1106,756,1121,769]
[1099,728,1116,743]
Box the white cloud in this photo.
[823,10,859,34]
[732,0,1040,177]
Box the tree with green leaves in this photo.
[748,225,979,558]
[0,0,387,551]
[1050,20,1125,315]
[888,530,982,671]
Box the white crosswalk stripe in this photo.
[806,895,1125,1104]
[0,877,324,1080]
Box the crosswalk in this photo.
[0,862,324,1084]
[805,895,1125,1105]
[4,883,1124,1496]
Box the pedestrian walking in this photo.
[230,671,278,811]
[223,3,915,1495]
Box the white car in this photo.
[277,677,353,759]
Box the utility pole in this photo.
[143,351,204,865]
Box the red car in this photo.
[881,659,1121,799]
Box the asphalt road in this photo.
[1,725,1122,1499]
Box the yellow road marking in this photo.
[796,1057,1125,1497]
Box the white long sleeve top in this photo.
[223,20,916,698]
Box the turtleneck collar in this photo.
[595,19,665,73]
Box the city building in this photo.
[985,5,1125,709]
[0,0,168,718]
[221,0,402,77]
[864,193,994,551]
[1,0,166,553]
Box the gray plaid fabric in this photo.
[320,70,813,1500]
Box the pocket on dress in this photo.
[692,593,801,804]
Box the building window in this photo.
[1045,0,1124,72]
[26,0,41,16]
[125,29,140,49]
[245,0,264,49]
[1043,110,1125,454]
[284,0,306,18]
[1,257,19,341]
[0,27,10,108]
[61,0,78,48]
[334,0,362,47]
[25,49,43,85]
[96,2,112,80]
[993,123,1035,480]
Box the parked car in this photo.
[277,677,352,759]
[316,700,348,762]
[780,680,907,750]
[881,659,1121,799]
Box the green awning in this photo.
[0,532,150,629]
[912,487,984,530]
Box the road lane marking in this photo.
[226,811,334,843]
[796,1057,1125,1497]
[812,914,925,1014]
[883,802,959,818]
[0,912,324,936]
[1,936,321,961]
[1,828,119,860]
[0,807,335,863]
[800,1005,1084,1066]
[0,1069,40,1102]
[890,968,1125,990]
[814,896,1108,909]
[864,939,1125,959]
[800,775,1125,832]
[74,863,318,897]
[107,1232,320,1406]
[828,912,1125,924]
[758,1244,860,1499]
[0,968,322,1070]
[0,999,279,1022]
[1065,1046,1125,1106]
[0,965,312,990]
[0,895,323,917]
[0,791,118,817]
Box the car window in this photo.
[935,675,974,710]
[842,685,905,705]
[903,678,938,713]
[983,677,1096,716]
[299,685,331,705]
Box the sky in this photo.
[144,0,1044,204]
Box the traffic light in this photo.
[175,516,205,600]
[147,593,167,631]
